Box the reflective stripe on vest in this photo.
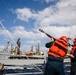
[48,39,68,58]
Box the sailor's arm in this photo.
[45,41,54,48]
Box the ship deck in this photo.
[1,57,71,75]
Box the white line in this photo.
[6,72,43,75]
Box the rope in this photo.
[5,72,43,75]
[0,21,44,73]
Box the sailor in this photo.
[67,38,76,75]
[44,36,68,75]
[0,63,5,75]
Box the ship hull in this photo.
[0,52,45,66]
[0,59,45,66]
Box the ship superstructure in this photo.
[0,39,45,66]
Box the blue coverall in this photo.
[70,49,76,75]
[44,41,65,75]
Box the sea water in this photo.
[0,63,70,75]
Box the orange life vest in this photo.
[71,46,76,54]
[48,39,68,58]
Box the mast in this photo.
[11,43,14,51]
[16,37,21,55]
[11,43,15,54]
[4,41,10,52]
[30,45,33,53]
[36,42,41,55]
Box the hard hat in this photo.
[74,38,76,42]
[60,36,68,42]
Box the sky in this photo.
[0,0,76,53]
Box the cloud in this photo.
[54,0,76,25]
[13,0,76,39]
[57,0,76,8]
[36,0,76,26]
[15,0,76,27]
[2,0,76,52]
[45,0,58,3]
[15,8,33,22]
[0,28,13,38]
[0,45,5,50]
[10,26,44,40]
[1,24,76,53]
[9,25,76,41]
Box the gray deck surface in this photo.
[2,57,71,75]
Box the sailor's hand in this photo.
[66,53,70,56]
[66,53,74,58]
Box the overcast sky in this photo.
[0,0,76,53]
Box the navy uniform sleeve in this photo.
[45,41,54,48]
[73,49,76,57]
